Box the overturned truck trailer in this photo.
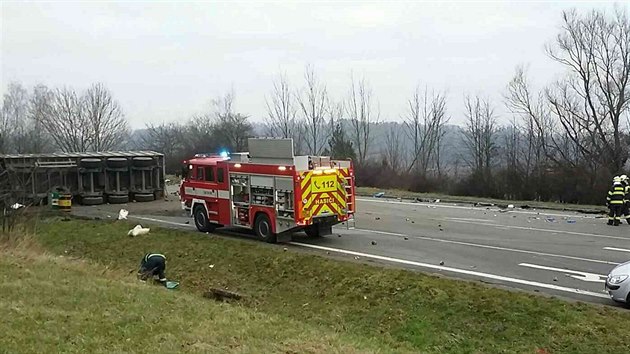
[0,151,165,206]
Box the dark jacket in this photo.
[139,253,166,281]
[607,183,626,205]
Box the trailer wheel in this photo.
[80,158,102,169]
[254,213,276,243]
[106,157,128,168]
[134,193,155,202]
[193,205,215,233]
[107,194,129,204]
[132,157,155,167]
[81,196,103,206]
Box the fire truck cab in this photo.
[179,138,355,243]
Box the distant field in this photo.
[6,217,627,353]
[356,187,606,213]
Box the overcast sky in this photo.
[1,1,625,129]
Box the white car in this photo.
[606,260,630,305]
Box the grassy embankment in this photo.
[2,217,630,353]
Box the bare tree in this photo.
[545,7,630,174]
[211,91,252,151]
[297,65,329,155]
[265,73,299,137]
[0,82,30,153]
[28,84,54,153]
[462,95,498,178]
[345,74,379,166]
[83,83,129,151]
[404,85,449,176]
[39,87,91,152]
[383,125,403,171]
[141,122,184,156]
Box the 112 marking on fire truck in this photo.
[180,138,356,243]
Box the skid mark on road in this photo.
[358,198,598,219]
[291,242,609,299]
[352,228,618,265]
[446,219,630,241]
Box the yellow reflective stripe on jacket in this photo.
[145,253,166,262]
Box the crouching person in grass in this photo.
[138,253,167,286]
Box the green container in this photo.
[50,191,60,209]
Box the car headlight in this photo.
[608,274,628,284]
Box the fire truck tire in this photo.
[304,226,321,238]
[254,214,276,243]
[193,205,215,233]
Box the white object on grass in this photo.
[127,224,150,237]
[118,209,129,220]
[10,203,24,209]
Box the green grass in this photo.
[356,187,605,213]
[0,247,380,353]
[19,218,630,353]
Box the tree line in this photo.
[1,7,628,205]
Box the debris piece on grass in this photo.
[118,209,128,220]
[127,225,150,237]
[553,277,558,282]
[567,220,576,224]
[371,241,377,245]
[439,261,445,265]
[508,204,515,209]
[375,217,381,220]
[185,221,190,224]
[404,237,409,240]
[204,288,242,301]
[435,199,441,203]
[373,192,385,198]
[283,247,288,252]
[10,203,24,209]
[208,264,214,268]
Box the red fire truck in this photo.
[179,138,355,243]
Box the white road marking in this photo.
[130,216,195,228]
[352,228,619,265]
[446,219,630,241]
[603,247,630,253]
[357,197,597,219]
[291,242,609,299]
[445,217,496,223]
[518,263,606,283]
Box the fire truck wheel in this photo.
[254,214,276,243]
[304,226,321,238]
[193,205,215,233]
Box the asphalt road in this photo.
[73,196,630,306]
